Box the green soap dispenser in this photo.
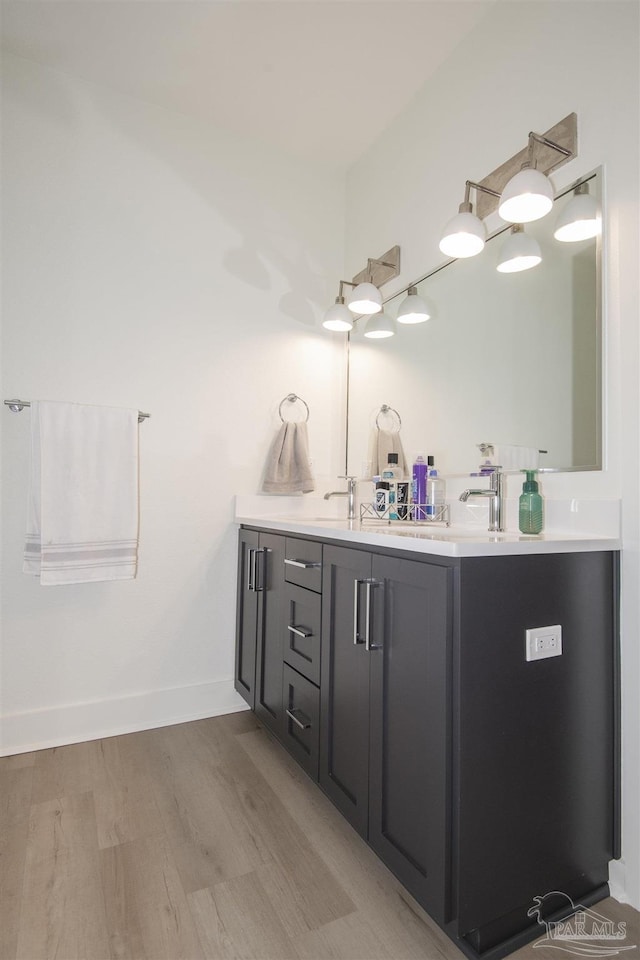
[519,470,544,534]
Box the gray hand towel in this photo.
[262,421,315,494]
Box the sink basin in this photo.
[366,524,531,542]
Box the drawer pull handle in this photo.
[288,625,312,638]
[286,708,311,730]
[285,558,321,569]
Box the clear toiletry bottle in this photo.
[426,455,446,519]
[412,455,427,520]
[519,469,544,534]
[382,453,401,519]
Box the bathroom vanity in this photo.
[234,515,620,960]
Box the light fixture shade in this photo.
[397,286,430,324]
[364,311,395,339]
[439,210,486,258]
[322,299,353,332]
[554,189,600,242]
[498,167,554,224]
[496,226,542,273]
[348,281,383,315]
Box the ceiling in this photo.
[0,0,495,169]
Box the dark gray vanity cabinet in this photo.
[236,527,619,960]
[234,529,286,737]
[320,544,452,921]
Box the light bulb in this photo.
[322,297,353,332]
[554,184,600,242]
[397,286,430,324]
[364,312,395,339]
[497,225,542,273]
[439,206,486,259]
[499,167,554,224]
[348,281,383,315]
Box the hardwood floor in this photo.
[1,713,638,960]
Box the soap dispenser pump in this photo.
[519,470,544,534]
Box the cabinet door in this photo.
[254,533,286,736]
[368,555,452,923]
[320,545,372,837]
[234,529,260,707]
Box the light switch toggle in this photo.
[525,624,562,661]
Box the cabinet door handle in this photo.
[286,708,311,730]
[247,548,256,592]
[364,579,381,651]
[288,625,312,638]
[353,578,365,645]
[254,547,267,592]
[284,558,321,569]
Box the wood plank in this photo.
[31,741,95,804]
[15,792,110,960]
[100,835,205,960]
[188,873,300,960]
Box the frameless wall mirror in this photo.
[347,168,602,476]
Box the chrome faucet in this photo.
[459,468,505,532]
[324,476,358,521]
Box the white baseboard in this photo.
[0,679,249,756]
[609,857,628,904]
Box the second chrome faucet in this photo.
[324,476,358,521]
[459,468,505,532]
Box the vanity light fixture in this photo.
[323,246,401,333]
[553,182,601,242]
[322,292,354,332]
[348,280,383,315]
[496,224,542,273]
[439,181,500,259]
[364,311,396,339]
[499,132,573,224]
[397,286,430,324]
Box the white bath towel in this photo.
[262,421,315,494]
[24,401,139,585]
[494,444,540,472]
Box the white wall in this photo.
[0,54,346,752]
[345,0,639,909]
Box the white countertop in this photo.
[235,510,621,558]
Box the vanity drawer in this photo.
[282,663,319,781]
[284,538,322,593]
[283,583,321,686]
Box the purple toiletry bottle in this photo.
[412,455,427,520]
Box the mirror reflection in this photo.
[347,170,602,477]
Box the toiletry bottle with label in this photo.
[519,470,544,534]
[375,480,390,516]
[426,455,446,519]
[412,455,427,520]
[382,453,401,519]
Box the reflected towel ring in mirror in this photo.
[376,404,402,433]
[279,393,310,423]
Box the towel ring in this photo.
[279,393,310,423]
[375,404,402,433]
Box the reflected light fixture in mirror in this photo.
[397,286,430,324]
[364,311,395,339]
[554,182,601,241]
[496,224,542,273]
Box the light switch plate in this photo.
[525,625,562,661]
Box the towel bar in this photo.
[279,393,309,423]
[4,399,150,423]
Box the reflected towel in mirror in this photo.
[370,428,408,478]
